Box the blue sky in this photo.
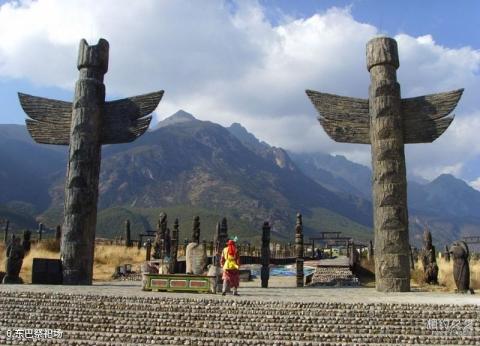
[260,0,480,48]
[0,0,479,186]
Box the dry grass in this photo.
[411,257,480,292]
[93,245,145,281]
[1,242,145,283]
[0,241,60,284]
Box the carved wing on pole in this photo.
[306,90,370,144]
[19,93,72,145]
[101,90,164,144]
[402,89,463,144]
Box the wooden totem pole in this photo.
[19,39,164,284]
[295,213,304,288]
[125,219,132,248]
[261,221,271,288]
[170,218,179,273]
[3,220,9,243]
[307,37,463,292]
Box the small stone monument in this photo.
[450,241,473,294]
[295,213,304,288]
[3,236,25,284]
[421,229,438,285]
[261,221,271,288]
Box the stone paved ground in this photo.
[0,278,479,345]
[1,276,478,305]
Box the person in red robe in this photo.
[220,239,240,296]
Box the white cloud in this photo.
[469,177,480,191]
[0,0,479,181]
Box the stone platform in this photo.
[0,279,478,345]
[306,256,360,287]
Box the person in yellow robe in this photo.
[220,239,240,296]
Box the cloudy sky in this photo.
[0,0,479,187]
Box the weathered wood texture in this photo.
[367,37,410,292]
[20,94,72,145]
[402,89,463,143]
[61,39,109,285]
[20,91,163,146]
[305,91,370,144]
[19,38,163,285]
[306,36,463,292]
[102,91,163,144]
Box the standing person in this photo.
[221,238,240,296]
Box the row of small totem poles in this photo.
[122,211,307,288]
[1,220,62,245]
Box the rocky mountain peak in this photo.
[153,110,197,129]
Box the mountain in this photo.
[288,148,480,247]
[0,113,373,243]
[0,124,66,214]
[288,151,372,199]
[91,116,372,237]
[2,111,478,248]
[153,110,197,129]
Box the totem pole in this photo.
[125,219,132,247]
[421,228,438,284]
[153,212,168,259]
[261,221,271,288]
[19,39,163,284]
[295,213,304,288]
[192,216,200,244]
[170,218,179,273]
[444,245,450,262]
[219,218,229,251]
[3,220,9,243]
[306,37,463,292]
[37,223,43,241]
[22,230,31,254]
